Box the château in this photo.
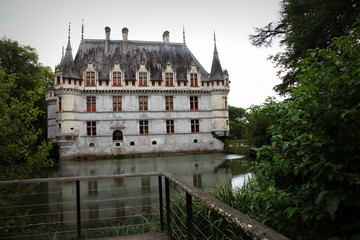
[46,25,230,159]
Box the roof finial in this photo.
[183,25,186,45]
[214,31,217,48]
[81,19,84,40]
[62,46,64,59]
[66,22,72,51]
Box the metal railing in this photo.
[0,172,289,240]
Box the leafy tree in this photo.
[228,105,246,139]
[243,98,277,147]
[0,38,54,180]
[252,24,360,239]
[250,0,360,94]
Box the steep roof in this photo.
[209,34,224,81]
[61,39,211,81]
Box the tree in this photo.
[252,24,360,239]
[228,105,246,139]
[250,0,360,94]
[0,38,53,180]
[243,98,277,147]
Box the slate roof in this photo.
[59,38,226,82]
[58,29,226,82]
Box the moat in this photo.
[29,153,253,230]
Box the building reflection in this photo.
[43,154,243,228]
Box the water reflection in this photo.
[37,153,251,230]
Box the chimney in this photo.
[122,27,128,50]
[105,26,111,52]
[122,27,128,41]
[163,31,169,43]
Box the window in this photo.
[139,120,149,135]
[165,73,174,86]
[58,97,62,111]
[87,96,96,112]
[191,119,199,133]
[223,97,228,109]
[165,96,173,111]
[87,121,96,136]
[86,71,96,86]
[166,120,174,134]
[113,130,123,141]
[190,73,198,87]
[113,96,122,112]
[57,76,61,85]
[139,72,147,86]
[113,72,122,86]
[190,96,198,111]
[139,96,148,111]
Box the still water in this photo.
[27,153,254,235]
[45,153,252,189]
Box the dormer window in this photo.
[190,73,198,87]
[86,71,96,86]
[113,72,122,86]
[165,73,174,86]
[139,72,148,86]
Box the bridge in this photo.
[0,172,289,240]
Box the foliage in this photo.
[228,105,246,139]
[251,24,360,239]
[0,71,53,180]
[0,37,53,143]
[243,98,278,147]
[223,139,247,155]
[250,0,360,94]
[170,192,245,240]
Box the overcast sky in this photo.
[0,0,283,108]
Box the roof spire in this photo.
[81,19,84,40]
[183,25,186,45]
[209,31,224,81]
[213,30,217,53]
[66,22,72,51]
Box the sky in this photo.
[0,0,283,108]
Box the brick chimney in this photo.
[105,26,111,52]
[163,31,169,43]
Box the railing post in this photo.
[186,192,193,240]
[158,175,164,231]
[76,180,82,240]
[165,177,171,237]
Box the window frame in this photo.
[113,96,122,112]
[165,96,174,111]
[138,72,148,86]
[139,96,148,111]
[166,120,175,134]
[191,119,199,133]
[86,71,96,86]
[190,73,198,87]
[112,72,122,86]
[165,72,174,86]
[190,96,199,111]
[87,121,96,136]
[87,96,96,112]
[139,120,149,135]
[113,130,123,141]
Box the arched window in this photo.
[113,130,123,141]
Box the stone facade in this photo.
[46,26,230,159]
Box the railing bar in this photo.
[76,180,81,240]
[82,213,158,223]
[169,208,188,230]
[0,200,77,209]
[186,192,193,240]
[0,219,77,229]
[82,221,157,232]
[80,194,159,204]
[158,175,164,231]
[0,230,77,240]
[0,172,162,185]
